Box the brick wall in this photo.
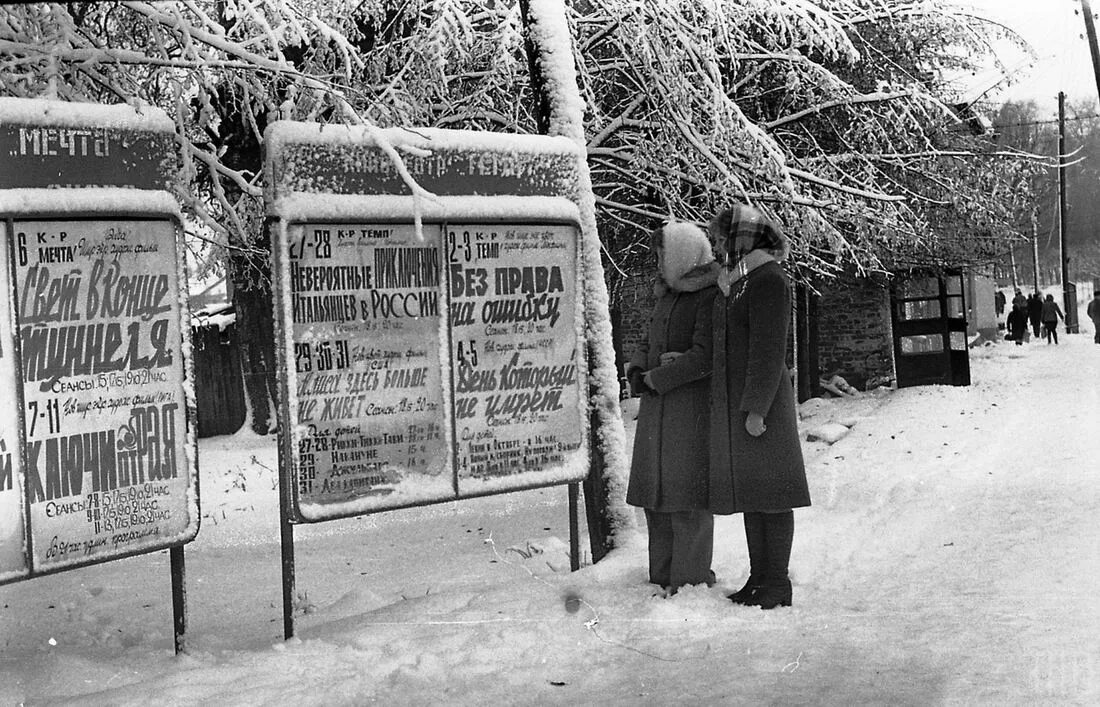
[814,278,895,389]
[613,271,898,392]
[614,271,657,372]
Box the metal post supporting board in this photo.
[170,545,187,655]
[279,464,296,640]
[568,482,580,571]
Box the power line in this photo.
[992,113,1100,129]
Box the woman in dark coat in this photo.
[625,221,719,593]
[1006,303,1027,345]
[707,205,810,610]
[1041,293,1065,344]
[1027,293,1043,338]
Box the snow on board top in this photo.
[265,122,581,156]
[0,98,178,191]
[0,188,182,217]
[0,97,174,131]
[269,193,580,223]
[265,122,584,200]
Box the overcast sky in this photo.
[961,0,1098,112]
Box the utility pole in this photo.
[1082,0,1100,100]
[1008,246,1019,290]
[1057,92,1079,332]
[1074,0,1100,327]
[1030,206,1041,293]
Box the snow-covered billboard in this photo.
[267,123,591,522]
[11,218,198,572]
[0,233,28,583]
[285,222,452,512]
[0,97,176,191]
[0,98,198,578]
[447,223,585,491]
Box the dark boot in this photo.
[728,513,766,604]
[751,578,792,610]
[750,511,794,610]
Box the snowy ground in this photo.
[2,310,1099,706]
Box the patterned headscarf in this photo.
[708,204,789,262]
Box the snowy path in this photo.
[2,331,1099,705]
[793,337,1100,703]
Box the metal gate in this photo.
[890,272,971,388]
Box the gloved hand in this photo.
[627,367,653,397]
[659,351,683,366]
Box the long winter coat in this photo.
[1006,307,1028,340]
[1027,295,1043,328]
[708,259,810,514]
[1041,298,1064,324]
[625,266,718,511]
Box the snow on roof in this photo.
[191,303,236,331]
[0,97,174,131]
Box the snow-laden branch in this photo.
[588,93,646,148]
[786,167,908,202]
[122,2,326,89]
[123,1,438,213]
[187,142,263,198]
[0,0,1037,280]
[0,40,264,72]
[765,90,916,130]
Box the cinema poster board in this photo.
[0,230,27,582]
[266,123,591,523]
[0,98,198,583]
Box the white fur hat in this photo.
[659,221,713,284]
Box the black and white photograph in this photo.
[1,0,1098,704]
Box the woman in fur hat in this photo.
[624,221,720,593]
[707,205,811,610]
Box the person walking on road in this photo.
[625,221,720,594]
[1006,302,1028,346]
[1012,289,1026,310]
[1041,293,1065,345]
[706,205,810,610]
[1027,293,1043,339]
[1088,291,1100,344]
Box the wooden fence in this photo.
[191,319,247,438]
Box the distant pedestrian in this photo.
[1088,291,1100,344]
[706,205,810,610]
[1041,294,1065,344]
[625,221,719,594]
[1012,289,1026,310]
[1027,293,1043,339]
[1006,302,1027,346]
[995,289,1006,319]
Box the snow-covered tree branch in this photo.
[0,0,1044,282]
